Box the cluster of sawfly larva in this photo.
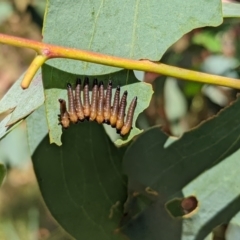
[58,77,137,136]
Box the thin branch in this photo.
[0,33,240,89]
[21,55,47,89]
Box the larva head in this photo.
[132,96,137,105]
[84,77,89,86]
[59,99,67,111]
[99,81,104,94]
[99,80,104,87]
[93,78,98,87]
[108,80,112,86]
[67,83,72,88]
[76,78,81,85]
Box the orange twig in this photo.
[0,33,240,90]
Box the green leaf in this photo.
[0,2,13,24]
[42,65,153,146]
[181,149,240,239]
[0,122,31,168]
[0,114,22,140]
[222,3,240,18]
[43,0,222,75]
[0,163,6,187]
[32,122,127,239]
[0,71,44,139]
[26,104,48,155]
[192,31,221,53]
[226,211,240,239]
[121,97,240,239]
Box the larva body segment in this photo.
[75,78,85,121]
[58,99,70,128]
[121,96,137,136]
[96,81,104,124]
[67,83,78,123]
[116,91,128,130]
[90,78,98,121]
[110,86,120,127]
[58,78,137,136]
[83,77,90,118]
[104,80,112,122]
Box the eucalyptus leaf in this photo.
[222,3,240,18]
[32,122,127,239]
[0,114,22,139]
[0,71,44,139]
[43,0,222,75]
[226,211,240,240]
[182,149,240,240]
[0,122,30,168]
[0,2,13,24]
[26,104,48,155]
[121,97,240,239]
